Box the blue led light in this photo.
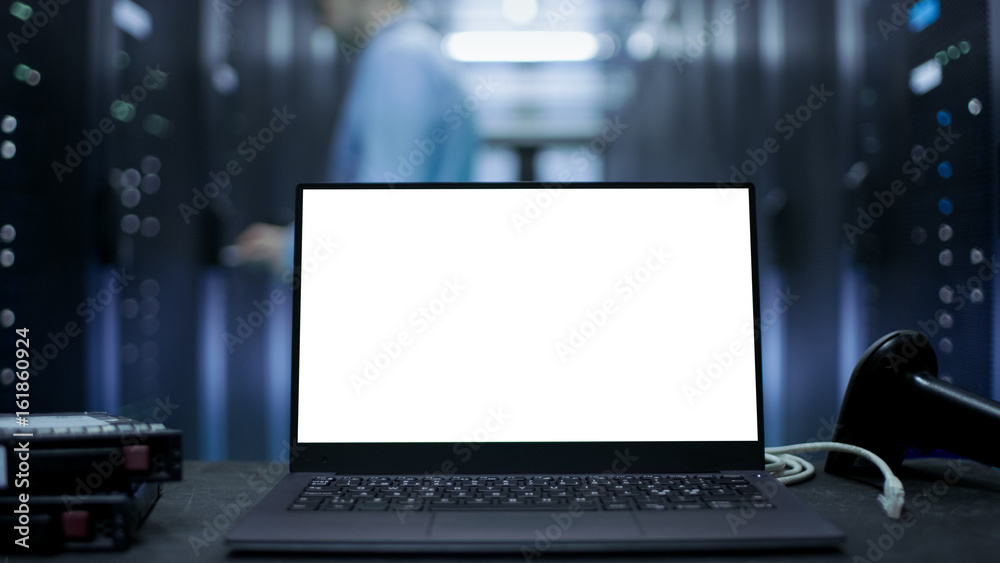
[938,197,953,215]
[936,109,951,126]
[938,161,953,179]
[908,0,940,34]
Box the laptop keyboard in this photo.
[288,474,774,512]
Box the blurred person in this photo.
[236,0,478,272]
[321,0,478,183]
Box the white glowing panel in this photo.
[442,31,599,62]
[297,187,758,444]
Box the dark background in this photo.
[1,0,996,461]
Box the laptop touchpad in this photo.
[430,512,643,542]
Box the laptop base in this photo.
[227,470,843,553]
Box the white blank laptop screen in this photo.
[297,187,758,444]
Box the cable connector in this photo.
[878,475,905,519]
[765,441,905,519]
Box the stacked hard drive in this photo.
[0,412,182,553]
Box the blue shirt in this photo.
[328,15,479,184]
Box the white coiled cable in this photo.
[765,441,905,519]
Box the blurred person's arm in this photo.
[233,222,292,274]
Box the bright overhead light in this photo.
[442,31,600,63]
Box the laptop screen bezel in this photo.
[289,182,765,474]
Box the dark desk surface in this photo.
[20,457,1000,562]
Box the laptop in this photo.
[226,182,844,553]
